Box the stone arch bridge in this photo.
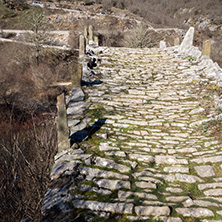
[42,27,222,222]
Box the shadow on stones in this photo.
[70,118,107,146]
[81,79,103,86]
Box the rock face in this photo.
[42,40,222,221]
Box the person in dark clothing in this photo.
[87,58,97,69]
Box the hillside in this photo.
[1,0,221,65]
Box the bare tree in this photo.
[28,11,52,65]
[123,24,154,48]
[0,116,57,222]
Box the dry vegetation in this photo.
[0,40,77,221]
[100,0,222,28]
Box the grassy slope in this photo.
[0,3,43,29]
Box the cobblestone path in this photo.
[49,47,222,221]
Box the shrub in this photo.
[123,24,156,48]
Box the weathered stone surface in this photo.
[67,119,80,128]
[56,93,70,152]
[93,179,131,190]
[99,143,119,151]
[135,181,156,189]
[194,166,215,177]
[202,40,212,57]
[79,35,85,57]
[80,167,129,180]
[105,151,126,157]
[71,63,82,87]
[198,183,222,191]
[67,101,91,115]
[138,176,163,184]
[175,174,203,183]
[94,157,131,173]
[126,216,150,221]
[88,25,93,41]
[166,187,183,193]
[42,188,71,215]
[204,189,222,196]
[192,200,219,207]
[73,200,133,214]
[189,107,205,114]
[118,190,157,200]
[163,166,189,173]
[79,184,112,195]
[54,148,84,161]
[174,37,180,46]
[192,156,222,164]
[51,161,78,180]
[155,156,188,165]
[217,210,222,216]
[84,26,88,43]
[129,154,154,162]
[135,206,171,216]
[166,196,191,202]
[179,27,194,56]
[67,87,85,104]
[176,208,214,217]
[160,217,183,222]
